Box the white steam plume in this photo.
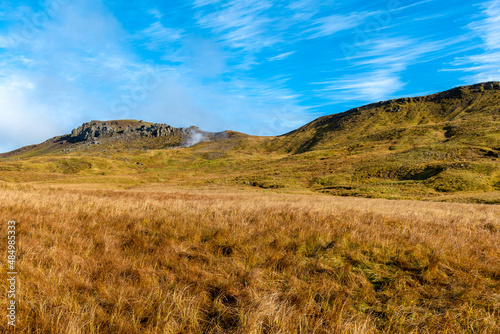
[184,129,208,147]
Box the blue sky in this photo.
[0,0,499,152]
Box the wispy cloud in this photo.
[413,13,446,21]
[314,37,449,102]
[192,0,222,8]
[314,67,406,102]
[286,0,321,21]
[268,51,295,62]
[139,22,183,51]
[192,0,340,53]
[194,0,278,52]
[135,73,312,136]
[307,12,375,39]
[147,8,163,20]
[448,0,500,83]
[476,1,500,49]
[397,0,435,12]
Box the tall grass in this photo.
[0,184,499,333]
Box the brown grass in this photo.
[0,184,499,333]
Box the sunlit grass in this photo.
[0,184,499,333]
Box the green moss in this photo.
[424,171,494,192]
[55,158,92,174]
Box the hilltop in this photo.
[0,120,224,159]
[1,82,499,203]
[277,81,500,152]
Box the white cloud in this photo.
[477,1,500,49]
[147,8,163,20]
[397,0,435,12]
[194,0,278,52]
[268,51,295,62]
[315,37,449,102]
[316,68,406,102]
[286,0,320,21]
[447,0,500,83]
[0,75,66,152]
[192,0,222,8]
[136,72,312,136]
[307,12,375,39]
[140,22,183,51]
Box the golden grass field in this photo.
[1,183,499,333]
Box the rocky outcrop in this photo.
[139,124,174,138]
[70,122,116,142]
[68,121,197,143]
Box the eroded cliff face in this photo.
[68,121,194,143]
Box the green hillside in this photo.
[1,82,499,203]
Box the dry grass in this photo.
[0,184,499,333]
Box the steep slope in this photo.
[274,82,500,154]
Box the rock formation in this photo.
[68,121,197,143]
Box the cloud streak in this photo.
[307,12,376,39]
[194,0,277,52]
[314,36,451,102]
[448,0,500,83]
[268,51,296,62]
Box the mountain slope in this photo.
[0,120,226,159]
[275,82,500,153]
[256,82,500,200]
[1,82,499,203]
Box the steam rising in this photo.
[184,129,208,147]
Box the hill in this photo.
[267,81,500,201]
[0,120,220,159]
[279,82,500,153]
[1,82,499,203]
